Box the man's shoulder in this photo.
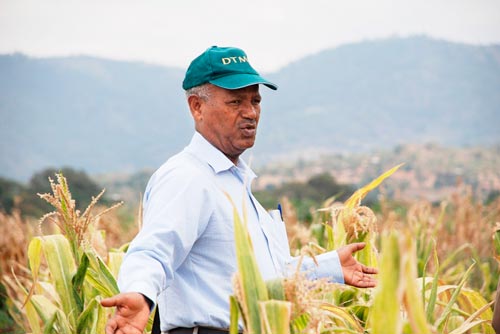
[149,150,213,186]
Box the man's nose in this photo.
[240,101,258,119]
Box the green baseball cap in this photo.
[182,46,278,91]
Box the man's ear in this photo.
[188,95,203,121]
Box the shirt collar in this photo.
[185,132,257,180]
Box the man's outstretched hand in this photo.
[101,292,151,334]
[338,242,378,288]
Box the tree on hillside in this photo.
[0,177,25,213]
[254,173,355,222]
[307,173,352,202]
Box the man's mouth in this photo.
[240,123,256,137]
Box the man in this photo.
[101,46,377,334]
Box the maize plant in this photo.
[1,173,154,334]
[230,166,402,334]
[230,165,496,334]
[1,168,497,334]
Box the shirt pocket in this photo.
[266,210,291,266]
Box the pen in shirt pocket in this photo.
[277,203,283,220]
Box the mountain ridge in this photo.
[1,36,499,181]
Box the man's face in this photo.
[192,84,262,163]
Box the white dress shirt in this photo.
[117,132,344,331]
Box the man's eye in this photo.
[252,99,261,105]
[228,100,241,105]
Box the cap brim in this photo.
[209,73,278,90]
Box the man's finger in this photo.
[101,295,120,308]
[363,265,378,274]
[347,242,366,253]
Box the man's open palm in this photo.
[338,242,378,288]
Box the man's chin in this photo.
[241,139,256,149]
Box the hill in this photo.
[0,55,191,181]
[1,36,499,181]
[259,36,500,155]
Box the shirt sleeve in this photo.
[286,251,345,284]
[117,166,213,306]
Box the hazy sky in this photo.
[1,0,500,72]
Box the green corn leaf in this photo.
[142,308,154,333]
[25,299,43,334]
[38,281,59,303]
[225,190,269,334]
[321,303,364,331]
[331,217,347,251]
[435,262,476,330]
[30,294,59,324]
[95,298,109,334]
[72,252,90,314]
[266,278,285,301]
[325,223,335,251]
[230,295,241,334]
[447,319,489,334]
[368,231,403,334]
[54,309,73,334]
[291,313,309,334]
[25,237,43,307]
[400,232,431,334]
[258,300,291,334]
[456,290,495,333]
[450,298,494,334]
[351,304,370,324]
[334,287,357,306]
[85,250,120,297]
[425,245,440,323]
[77,297,99,334]
[43,312,58,334]
[27,237,43,284]
[107,251,125,278]
[417,237,434,277]
[353,231,378,269]
[344,164,403,209]
[458,289,493,320]
[39,234,78,329]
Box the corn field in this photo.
[1,168,499,333]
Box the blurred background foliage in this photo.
[0,164,499,332]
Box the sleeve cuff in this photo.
[314,251,344,283]
[141,294,155,312]
[288,250,344,284]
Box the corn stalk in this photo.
[2,173,142,333]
